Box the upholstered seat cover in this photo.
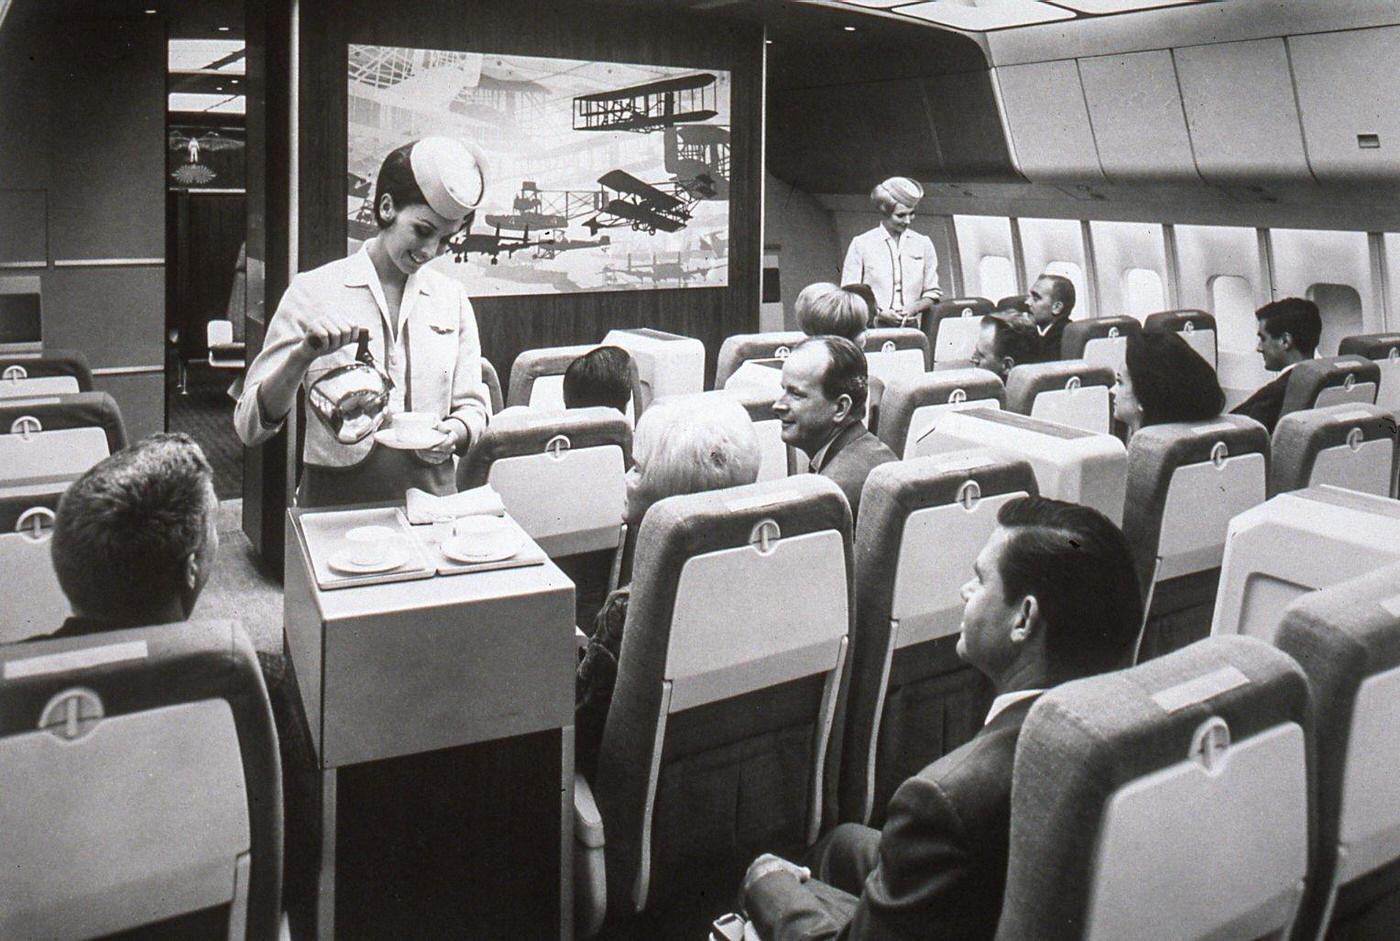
[507,344,643,413]
[1280,355,1381,416]
[1145,309,1217,367]
[0,391,128,454]
[877,368,1005,459]
[714,331,806,389]
[1270,402,1396,497]
[0,349,94,391]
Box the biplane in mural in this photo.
[572,73,719,132]
[449,227,548,265]
[602,250,726,286]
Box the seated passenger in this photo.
[799,282,886,424]
[740,497,1143,940]
[562,345,633,414]
[1113,330,1224,438]
[1230,297,1322,433]
[969,310,1039,382]
[775,337,897,520]
[1025,273,1076,363]
[574,396,761,779]
[34,433,218,640]
[840,282,879,330]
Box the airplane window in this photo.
[1209,274,1256,352]
[978,255,1018,302]
[1307,283,1364,357]
[1121,268,1165,318]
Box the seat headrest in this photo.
[457,406,632,489]
[506,344,602,406]
[999,635,1312,939]
[930,298,994,323]
[1060,316,1142,360]
[858,449,1037,545]
[0,350,94,391]
[0,391,127,454]
[862,327,929,358]
[1270,403,1397,496]
[878,368,1005,454]
[1338,332,1400,361]
[1281,356,1382,414]
[1144,309,1215,334]
[1004,360,1115,414]
[714,332,807,388]
[480,357,504,413]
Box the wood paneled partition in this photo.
[293,0,764,386]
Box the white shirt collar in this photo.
[881,227,905,249]
[985,688,1044,726]
[343,239,429,336]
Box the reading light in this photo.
[843,25,856,31]
[216,25,230,31]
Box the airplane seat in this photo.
[0,489,68,644]
[587,475,852,924]
[206,319,247,371]
[1280,355,1380,418]
[1212,486,1400,645]
[996,635,1313,941]
[0,620,283,941]
[0,391,127,487]
[1145,309,1218,369]
[876,367,1004,459]
[1123,416,1269,662]
[861,327,930,387]
[927,297,994,366]
[0,349,94,398]
[714,331,805,390]
[841,450,1037,828]
[602,327,706,410]
[1275,563,1400,940]
[1269,403,1396,498]
[1005,359,1116,434]
[923,408,1127,525]
[1338,332,1400,413]
[507,343,643,417]
[480,356,504,414]
[995,294,1025,310]
[458,407,630,563]
[1060,316,1143,381]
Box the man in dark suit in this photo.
[33,433,219,641]
[774,336,896,519]
[1025,273,1076,363]
[1230,297,1322,433]
[740,496,1144,940]
[970,311,1039,382]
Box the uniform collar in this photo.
[343,239,431,335]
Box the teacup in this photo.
[393,411,442,448]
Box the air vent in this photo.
[1358,134,1381,150]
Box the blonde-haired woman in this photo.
[840,176,942,329]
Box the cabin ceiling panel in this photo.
[1078,49,1199,183]
[994,59,1104,183]
[1174,39,1311,186]
[1289,26,1400,185]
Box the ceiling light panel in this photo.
[831,0,911,7]
[892,1,1077,30]
[1050,0,1205,11]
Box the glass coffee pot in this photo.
[306,329,394,444]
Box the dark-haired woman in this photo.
[234,137,491,507]
[1113,330,1225,439]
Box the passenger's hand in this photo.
[741,854,810,895]
[296,315,361,363]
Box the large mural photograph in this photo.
[346,45,731,296]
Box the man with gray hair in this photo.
[840,176,942,328]
[37,433,219,639]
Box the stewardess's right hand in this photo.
[297,315,361,363]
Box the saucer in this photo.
[328,543,409,574]
[441,529,524,564]
[374,427,450,450]
[345,524,398,543]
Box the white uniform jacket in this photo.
[841,226,942,318]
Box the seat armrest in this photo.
[574,772,606,848]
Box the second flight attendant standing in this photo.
[841,176,942,328]
[234,137,491,507]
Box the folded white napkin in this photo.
[404,484,506,524]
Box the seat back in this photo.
[480,357,504,413]
[861,327,929,387]
[714,331,806,389]
[1005,360,1115,434]
[1339,333,1400,412]
[207,319,235,346]
[1060,316,1143,381]
[924,408,1127,524]
[1275,563,1400,938]
[0,621,282,940]
[0,350,94,393]
[878,368,1005,459]
[997,636,1312,941]
[507,343,642,417]
[457,407,630,556]
[0,491,68,644]
[1212,486,1400,643]
[1270,403,1396,498]
[928,298,994,365]
[1123,416,1270,592]
[1282,355,1380,417]
[842,451,1036,823]
[594,476,851,912]
[0,393,125,487]
[1145,309,1218,369]
[602,328,705,410]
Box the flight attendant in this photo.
[841,176,942,328]
[234,137,491,507]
